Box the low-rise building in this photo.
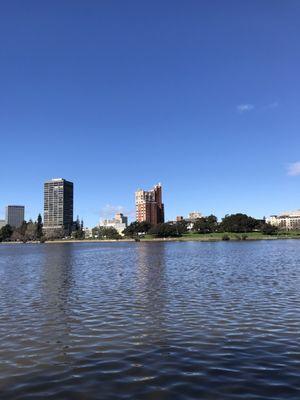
[266,210,300,230]
[188,211,203,221]
[100,213,128,235]
[172,212,204,230]
[83,227,93,239]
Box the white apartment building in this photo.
[83,227,93,239]
[266,210,300,230]
[188,211,203,221]
[99,213,128,235]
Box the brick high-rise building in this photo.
[44,178,73,234]
[135,183,165,225]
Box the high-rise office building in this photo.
[135,183,164,225]
[44,178,73,233]
[5,205,25,228]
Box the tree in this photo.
[92,226,121,240]
[219,213,260,233]
[72,216,84,239]
[193,215,218,234]
[10,221,27,242]
[11,229,25,242]
[19,221,28,238]
[261,223,278,235]
[44,228,65,240]
[36,214,43,240]
[0,225,13,242]
[149,223,181,238]
[175,220,189,235]
[25,221,38,241]
[74,216,80,231]
[123,221,152,237]
[5,216,44,242]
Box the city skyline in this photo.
[1,4,300,399]
[2,176,300,229]
[1,1,300,226]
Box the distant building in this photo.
[5,205,25,228]
[115,213,128,225]
[100,213,128,235]
[266,210,300,230]
[188,211,203,221]
[176,216,184,222]
[135,183,164,225]
[83,227,93,239]
[0,219,6,228]
[44,178,73,234]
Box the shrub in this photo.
[123,221,152,237]
[222,234,230,241]
[149,223,181,238]
[261,223,278,235]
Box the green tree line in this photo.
[0,214,44,242]
[122,214,278,239]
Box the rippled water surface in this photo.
[1,241,300,399]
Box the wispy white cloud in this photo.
[287,162,300,176]
[236,101,279,114]
[263,101,279,110]
[236,104,254,113]
[99,204,135,220]
[100,204,126,218]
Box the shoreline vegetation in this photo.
[1,231,300,244]
[1,213,300,245]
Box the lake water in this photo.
[1,241,300,399]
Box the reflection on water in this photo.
[40,245,76,366]
[135,243,167,334]
[1,241,300,399]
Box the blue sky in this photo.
[0,0,300,226]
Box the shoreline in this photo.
[1,235,300,245]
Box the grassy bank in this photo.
[1,231,300,245]
[142,231,300,242]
